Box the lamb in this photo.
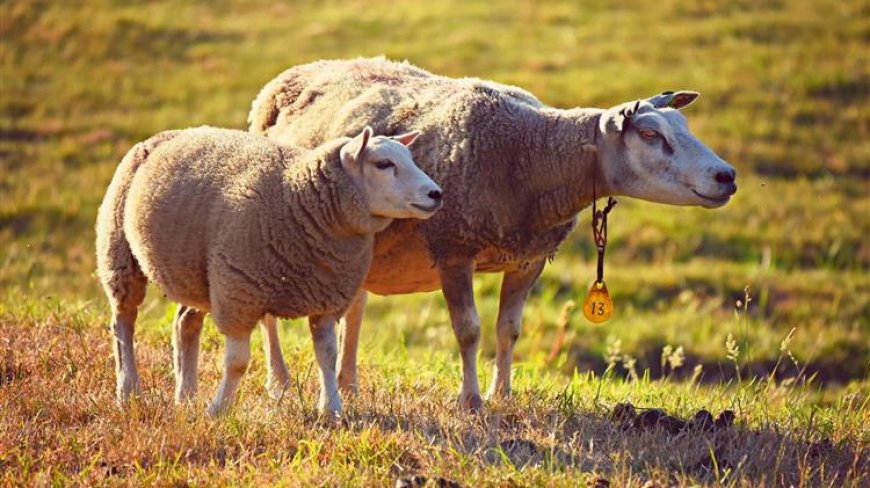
[248,57,738,411]
[95,125,442,415]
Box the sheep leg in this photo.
[104,266,147,404]
[111,309,141,403]
[309,315,342,416]
[172,305,205,403]
[260,314,291,400]
[337,288,367,394]
[207,332,252,416]
[438,260,483,412]
[486,260,546,400]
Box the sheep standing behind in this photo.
[96,126,442,415]
[248,57,738,411]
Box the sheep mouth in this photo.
[411,202,442,213]
[691,189,732,204]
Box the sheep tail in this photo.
[95,130,180,313]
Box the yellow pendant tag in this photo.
[583,281,613,323]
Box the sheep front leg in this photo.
[337,288,367,394]
[486,260,545,400]
[207,333,252,416]
[172,305,205,403]
[260,314,291,399]
[309,315,342,416]
[438,260,483,412]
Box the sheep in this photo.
[248,57,738,411]
[95,125,442,415]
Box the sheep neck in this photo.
[519,107,610,231]
[280,146,390,241]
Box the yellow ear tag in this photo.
[583,281,613,323]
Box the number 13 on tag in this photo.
[583,281,613,323]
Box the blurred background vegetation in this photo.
[1,0,868,392]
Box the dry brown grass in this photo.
[2,316,866,486]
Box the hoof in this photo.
[337,376,359,396]
[317,403,343,422]
[317,408,343,421]
[115,377,141,405]
[318,395,343,418]
[485,386,512,402]
[265,367,291,400]
[265,380,290,401]
[459,392,483,413]
[207,401,229,418]
[115,386,141,408]
[174,386,197,405]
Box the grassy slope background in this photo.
[1,0,867,485]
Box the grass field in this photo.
[1,0,868,485]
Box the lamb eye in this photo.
[639,130,659,140]
[375,160,395,170]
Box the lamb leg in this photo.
[111,310,141,403]
[309,315,342,416]
[337,288,367,394]
[260,314,291,399]
[172,305,205,403]
[208,332,251,416]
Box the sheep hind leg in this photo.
[438,260,483,412]
[105,268,147,404]
[207,332,252,417]
[486,260,545,401]
[111,308,142,404]
[260,314,290,400]
[337,288,367,395]
[309,315,342,416]
[173,305,205,403]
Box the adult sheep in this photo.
[248,57,738,411]
[96,126,442,415]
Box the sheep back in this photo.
[122,127,377,332]
[248,58,592,268]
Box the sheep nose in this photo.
[428,189,442,201]
[715,169,736,185]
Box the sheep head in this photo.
[597,91,737,209]
[340,127,443,220]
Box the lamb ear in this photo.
[391,130,421,147]
[355,126,373,161]
[648,90,700,110]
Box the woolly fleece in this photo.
[96,127,387,337]
[249,57,605,295]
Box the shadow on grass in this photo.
[568,344,870,387]
[341,397,865,486]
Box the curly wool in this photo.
[248,57,603,278]
[97,127,385,337]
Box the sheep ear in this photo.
[648,90,700,110]
[391,130,420,147]
[601,110,625,133]
[355,126,373,161]
[601,103,635,133]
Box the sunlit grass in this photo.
[1,314,867,485]
[1,0,868,484]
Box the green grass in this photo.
[1,0,868,485]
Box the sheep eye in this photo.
[639,130,659,140]
[375,160,395,170]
